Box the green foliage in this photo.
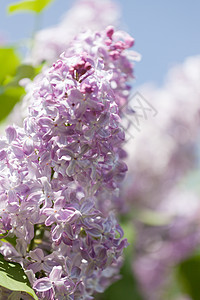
[0,47,39,122]
[1,235,17,247]
[176,253,200,300]
[8,0,54,14]
[0,48,20,85]
[0,253,38,299]
[0,86,24,121]
[4,64,37,90]
[0,47,22,122]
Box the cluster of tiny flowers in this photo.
[9,25,139,213]
[11,26,139,132]
[0,27,135,300]
[65,26,140,109]
[60,27,139,213]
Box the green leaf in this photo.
[0,253,38,299]
[0,48,20,85]
[1,235,17,247]
[8,0,54,14]
[176,254,200,300]
[0,58,39,121]
[0,86,25,122]
[5,64,36,87]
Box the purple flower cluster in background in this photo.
[121,55,200,300]
[0,25,137,299]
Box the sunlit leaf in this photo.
[0,51,39,121]
[1,235,17,247]
[0,253,38,299]
[5,64,36,87]
[0,86,25,122]
[8,0,54,14]
[0,48,20,85]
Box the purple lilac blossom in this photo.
[6,26,139,221]
[8,26,139,130]
[0,27,136,299]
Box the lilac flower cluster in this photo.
[10,25,139,132]
[64,26,139,108]
[7,25,139,214]
[0,27,136,299]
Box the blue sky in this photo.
[1,0,200,87]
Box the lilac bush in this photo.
[0,26,137,299]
